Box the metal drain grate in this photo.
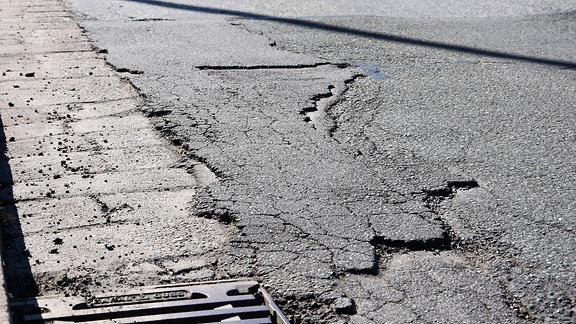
[9,279,289,323]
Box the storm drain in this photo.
[9,280,289,323]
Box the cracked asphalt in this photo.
[4,0,576,322]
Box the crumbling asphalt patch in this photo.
[83,48,504,321]
[128,64,477,321]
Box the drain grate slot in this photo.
[10,280,289,324]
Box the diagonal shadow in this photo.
[0,115,40,321]
[125,0,576,69]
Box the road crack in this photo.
[196,62,347,70]
[300,73,363,137]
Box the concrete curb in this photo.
[1,1,230,321]
[1,2,34,323]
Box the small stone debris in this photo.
[104,244,115,251]
[53,238,64,245]
[8,102,14,107]
[49,249,59,254]
[334,297,356,315]
[25,72,35,77]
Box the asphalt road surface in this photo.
[64,0,576,322]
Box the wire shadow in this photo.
[125,0,576,69]
[0,115,40,322]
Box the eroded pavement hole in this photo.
[423,179,480,207]
[373,234,452,253]
[9,279,289,323]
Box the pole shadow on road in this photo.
[126,0,576,70]
[0,116,39,317]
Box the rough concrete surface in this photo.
[0,0,233,321]
[2,0,576,323]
